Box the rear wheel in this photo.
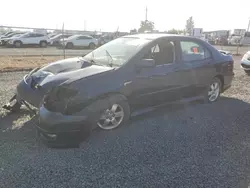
[40,41,47,48]
[89,43,96,49]
[204,77,222,103]
[66,42,73,49]
[14,41,22,48]
[97,95,130,130]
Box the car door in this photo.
[178,39,215,98]
[21,33,33,44]
[28,33,39,44]
[36,34,46,43]
[73,36,81,46]
[129,38,189,109]
[75,36,89,47]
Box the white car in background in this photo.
[241,51,250,74]
[8,32,50,48]
[60,35,98,49]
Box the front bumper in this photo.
[36,104,90,145]
[16,75,45,107]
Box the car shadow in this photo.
[1,96,250,187]
[1,96,249,147]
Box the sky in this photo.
[1,0,249,32]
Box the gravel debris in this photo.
[1,56,250,188]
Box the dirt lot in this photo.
[1,56,250,187]
[0,56,64,72]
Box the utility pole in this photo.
[62,22,65,59]
[247,18,250,32]
[84,20,86,31]
[145,6,148,21]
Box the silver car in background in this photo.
[241,51,250,74]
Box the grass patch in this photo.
[0,56,68,72]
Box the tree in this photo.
[185,16,194,36]
[167,28,179,34]
[138,20,155,33]
[167,28,184,34]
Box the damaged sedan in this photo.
[3,34,234,144]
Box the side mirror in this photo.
[135,59,155,68]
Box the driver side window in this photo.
[143,40,175,65]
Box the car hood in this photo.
[30,57,113,88]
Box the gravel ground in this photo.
[1,56,250,187]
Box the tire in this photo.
[95,94,130,130]
[204,77,222,103]
[244,70,250,75]
[66,42,73,49]
[89,43,96,49]
[40,41,47,48]
[14,41,22,48]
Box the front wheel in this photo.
[204,77,222,103]
[14,41,22,48]
[97,96,130,130]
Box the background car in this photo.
[49,34,72,46]
[241,51,250,74]
[7,32,50,48]
[0,31,15,38]
[0,32,26,46]
[59,35,98,49]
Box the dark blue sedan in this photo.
[3,34,234,144]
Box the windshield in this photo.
[84,37,151,67]
[19,32,30,38]
[11,34,21,38]
[50,34,62,40]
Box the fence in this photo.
[216,45,250,55]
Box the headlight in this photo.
[242,53,250,61]
[8,40,13,44]
[56,87,78,101]
[43,86,79,113]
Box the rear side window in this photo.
[78,36,92,40]
[36,34,45,37]
[180,41,211,61]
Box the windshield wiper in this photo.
[105,50,113,67]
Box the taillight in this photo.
[227,61,234,72]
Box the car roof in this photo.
[123,33,197,40]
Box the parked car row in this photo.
[0,32,51,48]
[0,31,120,49]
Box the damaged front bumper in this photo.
[3,68,46,112]
[16,74,45,107]
[36,104,90,145]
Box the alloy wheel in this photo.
[97,103,124,130]
[208,82,220,102]
[15,42,21,48]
